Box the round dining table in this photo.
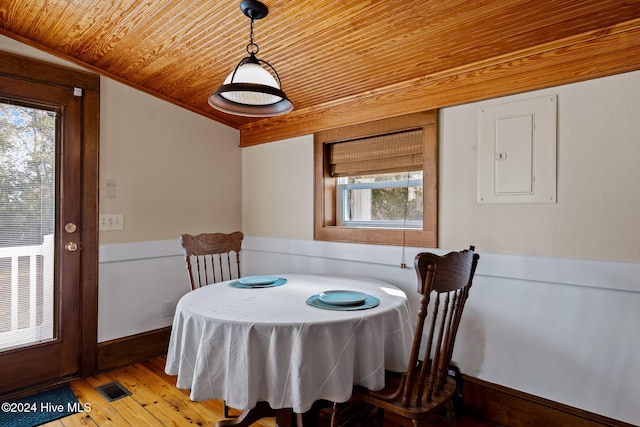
[165,273,414,425]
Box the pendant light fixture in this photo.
[208,0,293,117]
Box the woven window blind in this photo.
[329,128,423,177]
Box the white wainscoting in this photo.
[241,236,640,426]
[98,236,640,425]
[98,239,187,343]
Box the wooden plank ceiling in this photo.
[1,0,639,146]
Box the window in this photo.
[314,111,438,246]
[336,171,423,228]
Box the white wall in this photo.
[242,135,313,239]
[240,71,640,425]
[99,78,242,244]
[440,71,640,260]
[98,240,187,341]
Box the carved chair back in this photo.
[179,231,244,291]
[403,246,479,408]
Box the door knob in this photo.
[65,222,77,233]
[65,242,78,252]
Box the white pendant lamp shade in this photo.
[208,61,293,116]
[221,63,282,105]
[208,0,293,117]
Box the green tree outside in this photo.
[0,102,56,247]
[347,172,423,223]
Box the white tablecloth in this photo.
[165,273,413,413]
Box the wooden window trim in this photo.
[314,111,438,247]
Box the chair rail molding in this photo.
[242,236,640,293]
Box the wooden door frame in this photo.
[0,50,99,377]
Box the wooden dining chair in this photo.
[331,246,479,427]
[179,231,244,291]
[179,231,243,419]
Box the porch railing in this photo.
[0,234,54,352]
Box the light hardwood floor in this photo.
[40,356,274,427]
[40,356,492,427]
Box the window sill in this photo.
[314,225,436,247]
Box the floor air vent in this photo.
[95,381,131,402]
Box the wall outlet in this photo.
[163,300,178,318]
[99,214,123,231]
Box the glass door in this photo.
[0,75,82,393]
[0,100,56,352]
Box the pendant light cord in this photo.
[246,18,259,55]
[400,171,410,269]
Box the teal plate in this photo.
[230,278,287,288]
[318,290,369,306]
[306,293,380,311]
[238,275,280,285]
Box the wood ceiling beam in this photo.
[239,18,640,147]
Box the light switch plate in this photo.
[99,214,123,231]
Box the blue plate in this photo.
[238,275,280,285]
[318,290,368,306]
[230,277,287,289]
[306,292,380,311]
